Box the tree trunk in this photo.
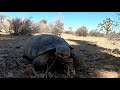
[106,30,109,35]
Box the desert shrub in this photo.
[19,21,40,35]
[0,15,9,33]
[52,26,62,37]
[51,18,64,37]
[2,23,10,33]
[0,24,4,32]
[64,30,73,34]
[45,24,53,33]
[107,31,120,40]
[64,27,74,34]
[89,30,105,37]
[8,18,40,35]
[7,18,22,35]
[75,26,88,37]
[39,19,50,33]
[40,26,52,33]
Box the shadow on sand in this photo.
[1,33,120,78]
[67,39,120,78]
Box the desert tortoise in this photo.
[22,34,74,69]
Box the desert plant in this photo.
[75,26,88,37]
[45,23,53,33]
[64,27,74,34]
[52,17,64,37]
[39,19,48,33]
[64,30,73,34]
[97,18,118,35]
[40,19,47,24]
[89,30,99,37]
[108,31,120,40]
[7,17,40,35]
[19,18,33,35]
[0,15,8,32]
[89,30,105,37]
[7,18,22,35]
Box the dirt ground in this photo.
[0,32,120,78]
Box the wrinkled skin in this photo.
[55,45,71,59]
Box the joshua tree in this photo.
[97,18,117,35]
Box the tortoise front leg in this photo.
[32,55,49,68]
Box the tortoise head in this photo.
[55,45,71,59]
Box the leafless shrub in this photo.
[107,31,120,40]
[8,17,40,35]
[89,30,105,37]
[64,30,73,34]
[51,16,64,37]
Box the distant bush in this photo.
[52,26,62,37]
[51,18,64,37]
[8,18,40,35]
[89,30,105,37]
[0,15,9,33]
[75,26,88,37]
[107,31,120,40]
[64,30,73,34]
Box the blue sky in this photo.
[0,12,119,31]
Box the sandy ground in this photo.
[0,32,120,78]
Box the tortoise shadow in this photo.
[66,39,120,78]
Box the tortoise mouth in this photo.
[58,58,74,66]
[56,53,70,59]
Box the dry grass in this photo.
[94,69,119,78]
[61,33,120,57]
[0,33,120,78]
[61,33,120,78]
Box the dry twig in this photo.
[42,57,57,78]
